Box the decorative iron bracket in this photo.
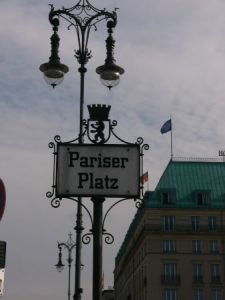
[47,105,149,244]
[48,1,117,67]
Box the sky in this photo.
[1,0,225,299]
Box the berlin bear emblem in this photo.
[88,120,110,144]
[87,104,111,144]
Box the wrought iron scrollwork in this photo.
[48,141,56,149]
[51,197,62,208]
[82,231,93,244]
[111,129,133,145]
[51,0,117,28]
[67,198,93,227]
[141,143,150,152]
[46,190,54,199]
[54,135,62,143]
[47,139,57,201]
[134,198,143,209]
[101,198,132,246]
[48,1,117,68]
[136,137,150,153]
[47,104,149,246]
[111,120,117,128]
[47,106,149,204]
[136,137,144,145]
[82,226,114,245]
[102,230,114,244]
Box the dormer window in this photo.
[194,190,210,205]
[160,189,176,205]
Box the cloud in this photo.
[1,1,225,299]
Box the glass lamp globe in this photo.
[96,62,124,90]
[40,62,69,88]
[99,70,120,89]
[55,261,64,272]
[43,68,65,88]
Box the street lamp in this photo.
[95,20,124,89]
[55,245,64,272]
[40,3,124,90]
[39,18,69,88]
[40,2,124,300]
[55,233,77,300]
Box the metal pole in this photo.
[40,3,122,300]
[73,65,86,300]
[74,198,83,300]
[92,197,105,300]
[57,234,76,300]
[68,254,72,300]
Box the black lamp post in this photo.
[40,2,124,300]
[56,233,79,300]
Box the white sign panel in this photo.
[56,144,140,198]
[0,269,5,297]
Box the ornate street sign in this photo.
[47,104,149,206]
[56,144,140,198]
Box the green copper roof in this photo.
[146,159,225,209]
[115,159,225,264]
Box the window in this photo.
[192,216,200,232]
[162,193,175,204]
[194,289,203,300]
[192,240,201,253]
[163,240,176,253]
[195,191,210,205]
[164,263,177,280]
[163,216,175,231]
[208,216,217,231]
[211,264,220,283]
[164,288,177,300]
[209,241,219,253]
[212,289,222,300]
[160,189,176,205]
[162,192,173,204]
[193,263,203,283]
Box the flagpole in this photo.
[147,170,149,191]
[170,117,173,160]
[160,118,173,159]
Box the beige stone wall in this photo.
[114,208,225,300]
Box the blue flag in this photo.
[160,119,171,134]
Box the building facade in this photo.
[102,288,114,300]
[114,159,225,300]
